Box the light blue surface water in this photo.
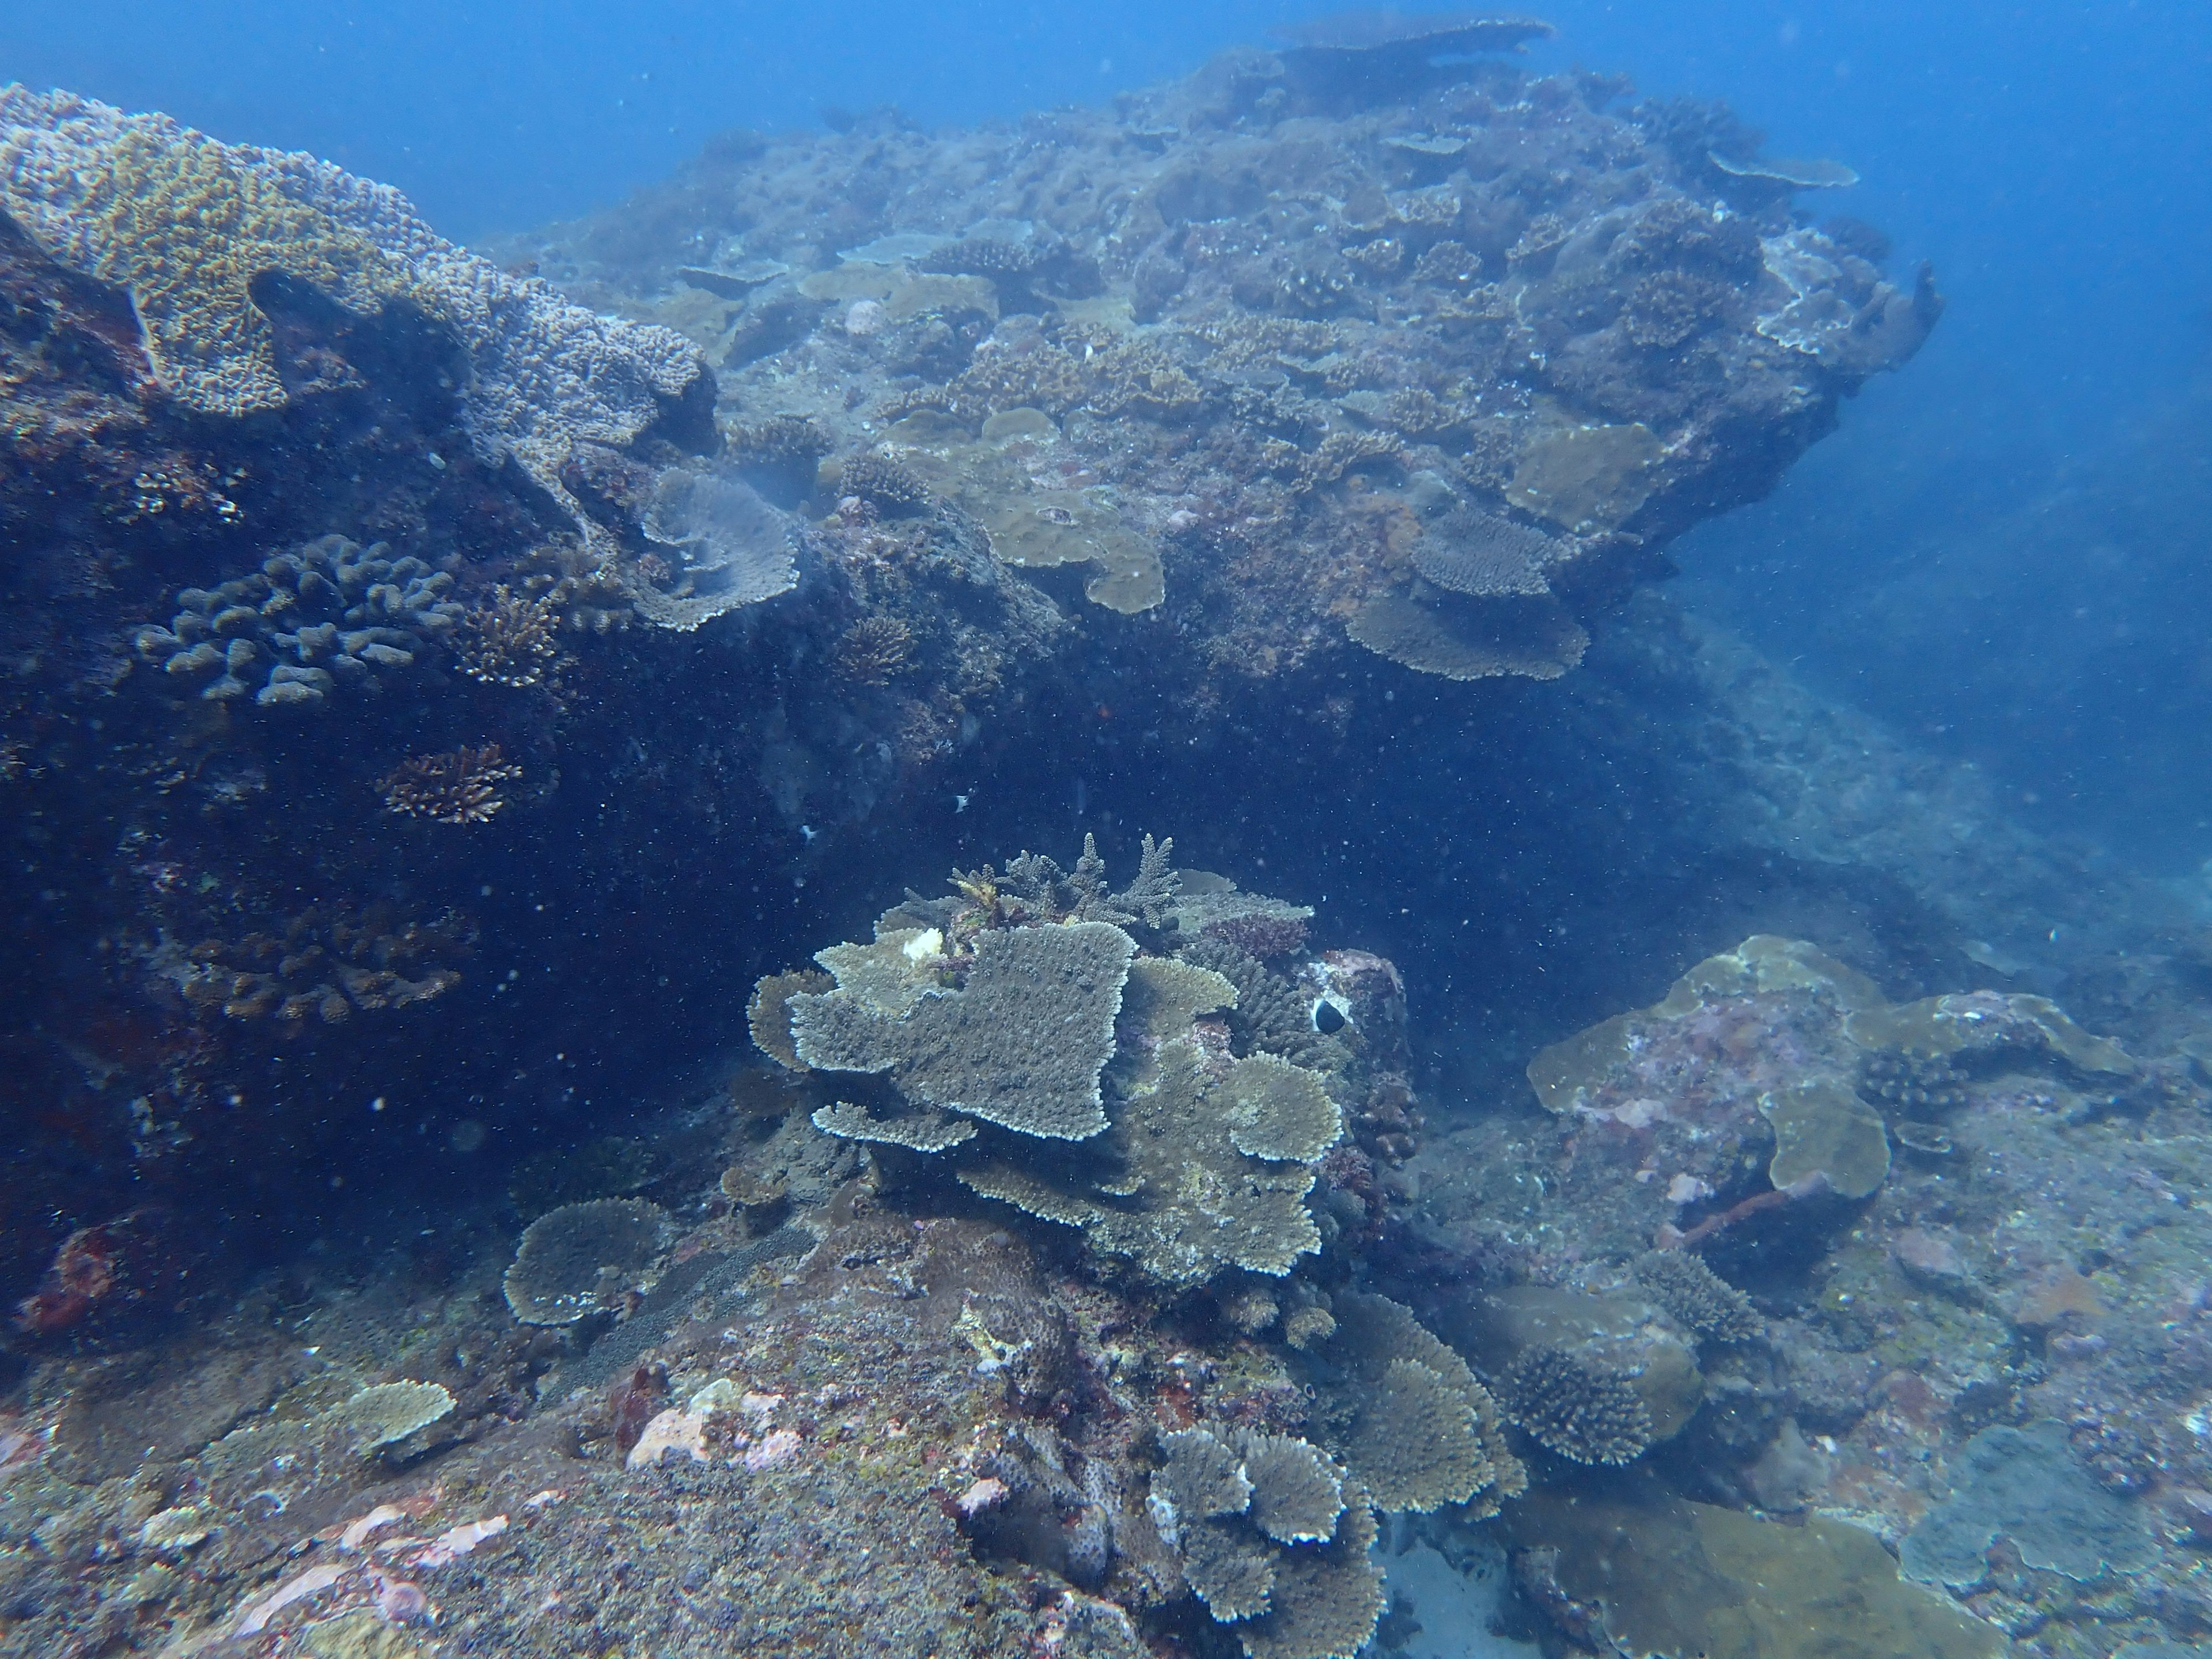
[6,1,2209,865]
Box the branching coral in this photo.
[834,615,916,684]
[1631,1249,1762,1344]
[378,744,521,825]
[836,453,935,515]
[454,583,566,687]
[1503,1343,1655,1465]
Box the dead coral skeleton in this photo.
[378,743,522,824]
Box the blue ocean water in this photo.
[8,1,2207,869]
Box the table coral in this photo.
[773,836,1391,1287]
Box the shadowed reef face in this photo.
[0,35,1938,1327]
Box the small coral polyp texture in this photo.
[759,833,1391,1289]
[0,85,703,525]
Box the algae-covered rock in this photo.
[1509,1488,2006,1659]
[1901,1419,2157,1588]
[1846,990,2134,1077]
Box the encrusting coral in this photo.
[0,86,706,541]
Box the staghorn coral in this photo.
[377,743,521,825]
[1631,1249,1763,1344]
[1623,268,1726,349]
[1503,1342,1656,1465]
[501,1198,673,1325]
[0,88,704,536]
[728,412,831,471]
[834,614,916,684]
[454,582,566,687]
[836,452,935,515]
[1177,935,1345,1072]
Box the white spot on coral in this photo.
[956,1476,1009,1516]
[903,928,943,963]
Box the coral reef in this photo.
[172,902,469,1027]
[1305,1291,1525,1516]
[132,535,465,709]
[0,86,707,536]
[1633,1249,1762,1344]
[1149,1425,1387,1659]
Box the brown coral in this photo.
[1503,1343,1654,1465]
[455,583,565,687]
[834,615,916,685]
[378,744,522,825]
[837,453,934,515]
[176,903,469,1027]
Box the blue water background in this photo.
[7,2,2210,869]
